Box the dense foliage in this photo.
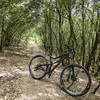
[0,0,100,75]
[0,0,41,48]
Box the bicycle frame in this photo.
[29,44,91,96]
[47,54,76,80]
[48,54,68,73]
[41,53,72,77]
[40,44,75,77]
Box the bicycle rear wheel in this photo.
[29,55,48,80]
[60,64,91,96]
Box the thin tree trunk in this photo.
[64,0,77,46]
[81,0,85,66]
[0,12,5,51]
[56,7,63,54]
[86,10,100,70]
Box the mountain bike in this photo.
[29,44,91,96]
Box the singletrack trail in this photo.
[0,42,100,100]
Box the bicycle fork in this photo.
[71,66,77,81]
[48,55,53,78]
[69,59,77,81]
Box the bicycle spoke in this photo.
[29,55,48,80]
[60,64,91,96]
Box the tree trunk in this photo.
[56,4,63,54]
[81,0,85,66]
[64,0,77,46]
[86,10,100,70]
[0,12,5,51]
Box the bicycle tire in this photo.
[60,64,91,96]
[29,55,48,80]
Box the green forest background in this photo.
[0,0,100,77]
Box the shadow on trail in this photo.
[0,42,100,100]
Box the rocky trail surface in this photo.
[0,42,100,100]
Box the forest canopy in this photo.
[0,0,100,75]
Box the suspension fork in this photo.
[47,55,52,77]
[71,65,77,81]
[48,45,53,72]
[69,59,76,81]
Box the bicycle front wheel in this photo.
[60,64,91,96]
[29,55,48,80]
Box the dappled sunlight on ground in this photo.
[0,42,100,100]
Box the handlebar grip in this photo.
[65,44,72,50]
[65,44,75,54]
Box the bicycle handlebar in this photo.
[44,43,75,57]
[65,44,75,55]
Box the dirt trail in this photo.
[0,42,100,100]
